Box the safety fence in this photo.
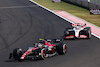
[62,0,100,9]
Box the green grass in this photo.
[33,0,100,27]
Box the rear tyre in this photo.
[13,48,23,61]
[57,43,67,55]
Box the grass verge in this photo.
[33,0,100,27]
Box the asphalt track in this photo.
[0,0,100,67]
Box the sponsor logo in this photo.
[90,9,100,15]
[80,35,87,38]
[65,35,74,38]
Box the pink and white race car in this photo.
[9,39,67,61]
[64,23,91,39]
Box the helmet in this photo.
[34,43,43,48]
[39,40,45,44]
[38,43,43,48]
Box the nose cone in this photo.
[75,30,80,37]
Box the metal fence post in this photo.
[88,0,90,9]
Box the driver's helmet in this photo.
[35,43,43,48]
[39,40,45,44]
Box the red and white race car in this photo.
[64,23,91,39]
[9,39,67,61]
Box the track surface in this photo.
[0,0,100,67]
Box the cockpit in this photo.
[34,43,43,48]
[72,23,86,30]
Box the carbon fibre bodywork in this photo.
[9,39,67,61]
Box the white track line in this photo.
[0,5,37,9]
[29,0,100,39]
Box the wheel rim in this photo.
[63,45,67,54]
[43,50,46,58]
[41,49,46,59]
[52,48,55,53]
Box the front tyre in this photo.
[86,27,91,39]
[13,48,23,61]
[87,30,91,39]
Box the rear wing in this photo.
[72,23,86,27]
[45,39,63,43]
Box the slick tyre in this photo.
[40,49,46,60]
[87,30,91,39]
[13,48,23,61]
[64,28,71,36]
[57,44,67,55]
[86,27,91,39]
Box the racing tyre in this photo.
[64,28,72,36]
[64,30,69,36]
[86,27,91,39]
[57,43,67,55]
[13,48,23,61]
[64,28,75,40]
[87,30,91,39]
[40,49,46,60]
